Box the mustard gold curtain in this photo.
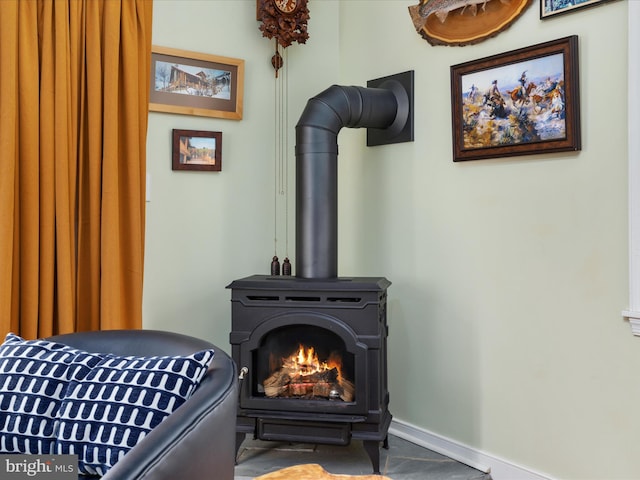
[0,0,153,338]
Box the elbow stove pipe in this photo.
[295,80,412,279]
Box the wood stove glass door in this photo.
[240,318,368,415]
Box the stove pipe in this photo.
[295,82,410,279]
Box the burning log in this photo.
[339,379,354,402]
[264,366,354,401]
[312,382,331,398]
[291,367,338,385]
[264,344,354,401]
[263,369,291,397]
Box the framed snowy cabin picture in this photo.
[149,46,244,120]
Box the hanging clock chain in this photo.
[272,43,291,276]
[282,49,291,275]
[279,47,286,198]
[272,42,281,275]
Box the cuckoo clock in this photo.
[258,0,310,49]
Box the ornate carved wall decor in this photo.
[258,0,310,49]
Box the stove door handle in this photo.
[238,366,249,405]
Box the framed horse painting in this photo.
[450,35,581,162]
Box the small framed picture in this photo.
[150,46,244,120]
[541,0,616,19]
[450,35,580,162]
[172,129,222,172]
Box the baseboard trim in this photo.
[389,419,554,480]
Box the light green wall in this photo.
[145,1,636,478]
[144,0,339,343]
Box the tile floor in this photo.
[234,434,491,479]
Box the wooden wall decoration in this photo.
[258,0,310,48]
[408,0,532,46]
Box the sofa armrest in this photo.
[101,352,238,480]
[46,330,239,480]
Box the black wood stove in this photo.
[229,275,391,473]
[228,73,413,474]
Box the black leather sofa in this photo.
[47,329,238,480]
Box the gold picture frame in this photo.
[150,46,244,120]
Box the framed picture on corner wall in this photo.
[172,129,222,172]
[540,0,617,19]
[450,35,581,162]
[150,46,244,120]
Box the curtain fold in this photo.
[0,0,153,338]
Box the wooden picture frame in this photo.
[450,35,580,162]
[172,129,222,172]
[541,0,616,19]
[150,46,244,120]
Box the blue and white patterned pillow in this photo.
[54,349,215,476]
[0,333,103,455]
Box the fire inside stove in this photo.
[264,345,354,401]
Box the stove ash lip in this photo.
[294,81,412,280]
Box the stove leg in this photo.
[235,432,246,464]
[383,435,389,449]
[363,440,381,474]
